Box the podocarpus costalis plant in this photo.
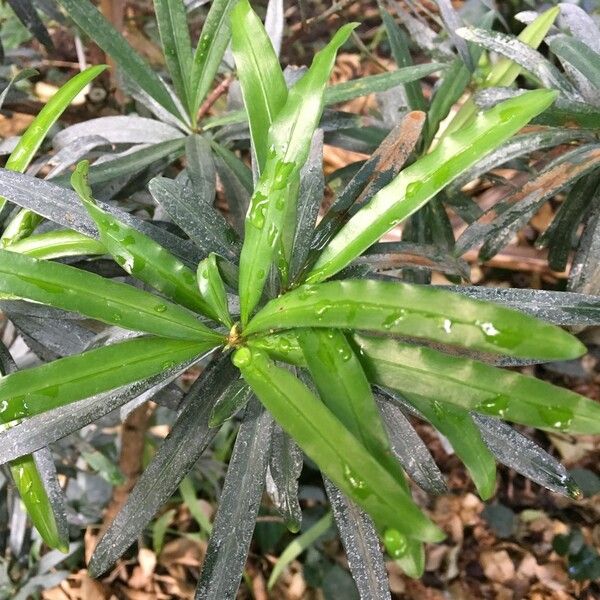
[1,2,600,597]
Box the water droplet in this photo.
[154,304,167,313]
[298,285,317,301]
[383,528,408,559]
[476,394,509,418]
[0,400,7,413]
[541,405,574,432]
[479,321,500,337]
[112,313,122,322]
[257,268,266,279]
[267,223,279,247]
[250,193,268,230]
[314,302,331,321]
[432,400,445,418]
[233,347,253,368]
[343,464,370,499]
[442,318,452,334]
[405,180,423,199]
[382,310,406,330]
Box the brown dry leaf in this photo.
[159,537,204,570]
[480,549,515,583]
[0,112,34,137]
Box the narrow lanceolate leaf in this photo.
[195,399,273,599]
[154,0,194,113]
[230,0,287,171]
[71,161,217,320]
[56,0,181,117]
[267,425,303,532]
[548,36,600,92]
[355,335,600,435]
[6,0,53,50]
[323,480,392,596]
[377,397,447,496]
[233,345,444,542]
[238,23,357,324]
[405,395,496,500]
[89,355,234,577]
[298,329,391,457]
[472,415,581,499]
[149,176,240,262]
[184,134,217,204]
[190,0,236,117]
[7,230,105,260]
[0,65,107,236]
[0,346,68,552]
[0,337,214,424]
[307,90,558,283]
[197,253,232,327]
[0,250,220,341]
[245,280,585,360]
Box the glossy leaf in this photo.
[154,0,194,112]
[233,345,444,542]
[0,363,192,464]
[209,378,252,427]
[0,336,214,424]
[190,0,236,117]
[6,0,53,49]
[184,134,217,204]
[298,328,391,457]
[196,399,273,599]
[0,250,219,341]
[0,346,68,552]
[197,253,232,327]
[8,230,105,260]
[473,414,581,498]
[56,0,181,117]
[246,279,585,360]
[89,354,235,577]
[230,0,287,171]
[71,161,217,320]
[405,395,496,500]
[355,335,600,435]
[307,90,557,283]
[238,23,357,324]
[323,479,393,594]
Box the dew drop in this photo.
[476,394,509,418]
[383,528,408,559]
[154,304,167,313]
[479,321,500,337]
[405,180,424,199]
[343,464,370,499]
[233,347,253,368]
[382,310,406,330]
[432,400,445,418]
[442,318,453,334]
[0,400,7,413]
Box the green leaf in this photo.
[7,230,105,260]
[238,23,357,324]
[71,161,218,321]
[9,455,69,551]
[191,0,236,118]
[197,253,232,327]
[152,509,176,555]
[233,345,444,542]
[0,336,214,423]
[549,35,600,91]
[323,64,441,106]
[306,89,558,283]
[0,249,221,341]
[154,0,193,113]
[230,0,287,171]
[245,280,585,360]
[355,335,600,435]
[297,329,390,457]
[0,65,106,241]
[405,395,496,500]
[56,0,182,117]
[379,8,426,111]
[179,476,213,535]
[268,512,333,589]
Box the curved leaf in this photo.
[245,280,585,360]
[197,253,232,327]
[355,335,600,435]
[8,230,105,260]
[0,250,220,341]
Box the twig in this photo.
[197,76,233,123]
